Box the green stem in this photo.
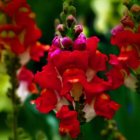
[11,82,18,140]
[10,58,18,140]
[6,55,19,140]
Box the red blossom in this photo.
[0,0,42,55]
[49,50,89,74]
[3,0,27,17]
[94,93,120,119]
[17,66,38,93]
[34,64,62,92]
[106,67,124,90]
[35,89,57,114]
[89,50,108,71]
[111,30,135,47]
[0,25,26,54]
[109,46,140,70]
[56,105,80,138]
[86,36,99,53]
[17,66,34,85]
[61,68,110,103]
[30,42,49,62]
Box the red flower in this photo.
[109,46,140,70]
[61,68,110,103]
[86,36,99,54]
[17,66,38,93]
[89,50,108,71]
[94,93,120,119]
[30,42,49,62]
[49,50,89,74]
[83,76,111,103]
[0,25,26,54]
[1,0,42,55]
[3,0,26,17]
[111,30,135,47]
[106,66,124,90]
[35,89,57,114]
[34,64,62,92]
[56,105,80,138]
[17,66,33,84]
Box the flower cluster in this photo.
[1,0,139,139]
[0,0,48,101]
[0,0,49,105]
[34,5,123,137]
[0,0,48,59]
[110,2,140,91]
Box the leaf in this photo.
[0,73,11,96]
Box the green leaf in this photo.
[0,73,11,95]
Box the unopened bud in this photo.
[68,6,76,16]
[60,12,66,22]
[121,15,134,28]
[73,34,86,50]
[63,2,69,14]
[111,25,124,36]
[57,24,65,33]
[74,25,83,36]
[66,15,76,27]
[130,4,140,13]
[61,37,73,50]
[108,124,114,130]
[52,36,61,48]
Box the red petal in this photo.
[35,89,57,114]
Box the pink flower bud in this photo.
[74,25,83,35]
[73,34,86,50]
[52,36,61,48]
[62,37,73,49]
[111,25,124,36]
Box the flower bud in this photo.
[73,34,86,50]
[52,36,61,48]
[66,15,76,27]
[56,24,65,34]
[74,25,83,36]
[121,15,134,28]
[111,25,124,36]
[61,37,73,50]
[130,4,140,13]
[68,6,76,17]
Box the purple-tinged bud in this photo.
[66,15,76,27]
[111,25,124,36]
[74,25,83,36]
[56,24,65,33]
[61,37,73,49]
[73,33,86,50]
[52,36,61,48]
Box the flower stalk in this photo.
[5,54,20,140]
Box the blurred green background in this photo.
[0,0,140,140]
